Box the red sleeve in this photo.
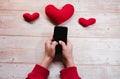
[60,66,81,79]
[26,64,49,79]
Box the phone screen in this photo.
[53,26,68,55]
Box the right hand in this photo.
[40,36,58,68]
[59,40,74,67]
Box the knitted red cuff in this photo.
[27,64,49,79]
[60,66,81,79]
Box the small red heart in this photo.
[45,4,74,25]
[78,18,96,27]
[23,12,40,22]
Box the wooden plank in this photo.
[0,36,120,65]
[0,0,120,13]
[0,10,120,37]
[0,36,46,49]
[77,65,120,79]
[0,48,44,64]
[0,63,120,79]
[0,63,34,79]
[106,66,120,79]
[0,48,120,65]
[0,10,54,36]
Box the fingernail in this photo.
[54,41,58,44]
[59,41,62,44]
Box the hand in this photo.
[40,36,58,68]
[59,40,74,67]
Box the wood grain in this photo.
[0,36,120,65]
[0,10,120,37]
[0,63,120,79]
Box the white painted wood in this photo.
[0,36,120,65]
[0,63,120,79]
[0,0,120,79]
[0,10,120,37]
[0,0,120,13]
[77,65,120,79]
[0,63,34,79]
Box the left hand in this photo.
[40,36,58,68]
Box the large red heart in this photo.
[45,4,74,25]
[23,12,40,22]
[78,18,96,27]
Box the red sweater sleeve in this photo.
[60,66,81,79]
[26,64,49,79]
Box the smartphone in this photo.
[53,26,68,55]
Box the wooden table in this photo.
[0,0,120,79]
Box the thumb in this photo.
[59,40,66,49]
[51,41,58,48]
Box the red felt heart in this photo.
[23,12,40,22]
[78,18,96,27]
[45,4,74,25]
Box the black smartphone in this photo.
[53,26,68,55]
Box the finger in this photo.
[47,36,53,44]
[45,37,52,47]
[48,36,53,41]
[51,41,58,48]
[49,36,53,41]
[59,40,66,49]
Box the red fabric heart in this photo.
[23,12,40,22]
[78,18,96,27]
[45,4,74,25]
